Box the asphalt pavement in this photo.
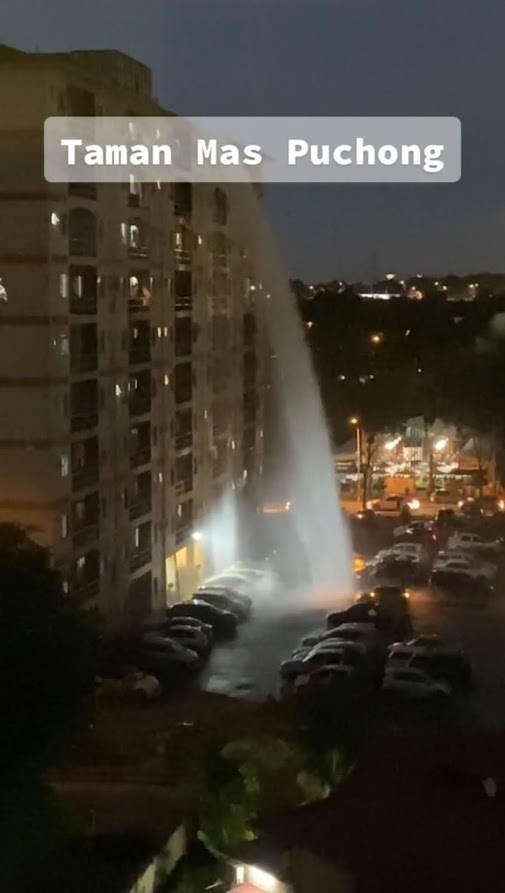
[199,519,505,724]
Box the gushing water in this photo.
[239,186,353,604]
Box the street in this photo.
[200,521,505,724]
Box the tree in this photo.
[360,431,380,510]
[0,524,98,773]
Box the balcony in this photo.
[175,296,193,313]
[69,183,96,200]
[175,432,192,451]
[175,524,192,547]
[174,340,192,358]
[129,498,152,521]
[128,298,150,315]
[130,547,151,573]
[174,248,192,266]
[211,252,228,268]
[70,296,97,315]
[130,446,151,468]
[72,522,99,549]
[70,352,98,375]
[71,411,98,433]
[69,236,96,258]
[175,478,192,496]
[129,393,151,417]
[129,345,151,366]
[72,578,100,605]
[128,243,148,259]
[72,465,99,491]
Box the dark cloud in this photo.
[4,0,505,278]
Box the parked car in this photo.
[430,569,492,604]
[459,496,505,517]
[198,584,253,611]
[137,635,201,674]
[96,670,161,704]
[195,588,250,620]
[314,622,379,653]
[408,651,472,689]
[201,574,253,595]
[382,667,451,698]
[393,521,436,542]
[432,554,496,582]
[294,664,355,690]
[164,616,214,645]
[378,543,427,561]
[146,624,211,656]
[430,488,453,504]
[280,644,353,680]
[447,531,502,553]
[167,600,238,637]
[436,508,456,529]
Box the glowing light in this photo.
[246,865,279,892]
[349,416,359,425]
[407,498,421,510]
[51,212,60,226]
[192,530,203,541]
[434,438,448,452]
[371,333,382,344]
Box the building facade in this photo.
[0,45,265,624]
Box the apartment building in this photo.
[0,44,265,625]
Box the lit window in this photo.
[197,235,203,245]
[61,455,69,477]
[134,526,140,548]
[61,514,68,537]
[158,472,163,483]
[164,374,170,386]
[115,384,122,397]
[59,335,69,356]
[157,326,162,338]
[62,579,69,594]
[60,273,68,298]
[120,223,128,244]
[77,556,85,569]
[51,212,60,226]
[163,327,168,337]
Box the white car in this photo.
[382,667,451,698]
[447,532,502,553]
[432,557,495,581]
[280,644,349,679]
[377,544,424,562]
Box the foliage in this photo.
[0,524,98,774]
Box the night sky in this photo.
[4,0,505,280]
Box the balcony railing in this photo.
[71,465,99,491]
[70,353,98,374]
[129,498,152,521]
[70,296,97,315]
[174,390,192,406]
[128,346,151,366]
[71,411,99,433]
[72,522,99,548]
[174,202,192,218]
[69,183,96,199]
[175,432,192,450]
[72,578,100,605]
[128,394,152,417]
[174,340,192,358]
[130,547,151,573]
[130,447,151,468]
[211,252,228,267]
[175,478,192,495]
[174,248,192,265]
[128,243,149,258]
[128,298,150,314]
[175,524,192,547]
[175,296,192,312]
[128,192,142,208]
[69,237,96,258]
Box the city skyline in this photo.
[2,0,505,280]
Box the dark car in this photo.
[409,652,472,690]
[372,556,422,586]
[167,600,238,637]
[195,588,251,621]
[430,569,491,604]
[143,614,214,645]
[436,508,456,530]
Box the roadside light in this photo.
[408,498,421,510]
[191,530,203,541]
[404,590,411,599]
[371,333,382,344]
[349,416,359,425]
[498,499,505,511]
[434,438,448,452]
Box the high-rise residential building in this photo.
[0,44,265,625]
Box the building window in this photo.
[60,273,68,298]
[61,455,69,477]
[61,514,68,537]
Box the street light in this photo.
[349,417,362,503]
[370,333,382,345]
